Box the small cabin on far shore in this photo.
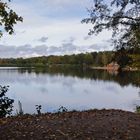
[106,62,120,71]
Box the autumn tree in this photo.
[82,0,140,50]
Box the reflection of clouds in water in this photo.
[103,85,119,94]
[39,87,48,94]
[62,78,76,93]
[0,68,140,113]
[62,78,76,87]
[133,99,140,106]
[83,89,89,94]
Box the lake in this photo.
[0,66,140,114]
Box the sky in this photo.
[0,0,113,58]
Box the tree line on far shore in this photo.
[0,47,139,68]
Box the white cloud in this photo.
[0,39,112,58]
[1,17,112,47]
[0,0,113,58]
[38,37,48,43]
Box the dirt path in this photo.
[0,109,140,140]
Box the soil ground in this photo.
[0,109,140,140]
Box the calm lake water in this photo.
[0,66,140,114]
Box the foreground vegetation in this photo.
[0,86,14,118]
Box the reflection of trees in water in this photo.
[18,66,140,88]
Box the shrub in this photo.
[0,86,14,118]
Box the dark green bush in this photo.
[0,86,14,118]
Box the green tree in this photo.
[0,86,14,118]
[0,0,22,117]
[84,53,93,65]
[0,0,23,37]
[82,0,140,49]
[112,47,132,67]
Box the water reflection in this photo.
[0,66,139,114]
[18,66,140,88]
